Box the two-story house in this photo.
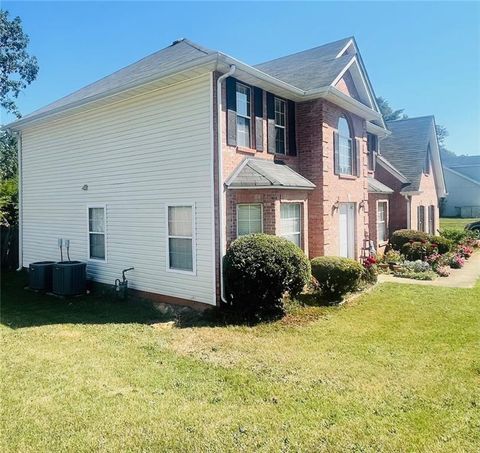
[6,37,391,308]
[368,116,447,251]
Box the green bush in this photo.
[310,256,363,301]
[440,228,479,245]
[389,229,430,251]
[401,241,433,261]
[224,234,311,320]
[429,235,452,253]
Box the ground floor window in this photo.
[417,205,425,232]
[237,204,263,236]
[428,205,435,234]
[376,201,388,243]
[280,203,301,247]
[167,204,195,273]
[88,206,106,260]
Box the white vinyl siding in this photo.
[20,74,215,305]
[280,203,301,247]
[237,204,263,236]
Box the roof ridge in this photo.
[172,38,214,55]
[386,115,434,124]
[254,36,354,66]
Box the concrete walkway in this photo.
[378,251,480,288]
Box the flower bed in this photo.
[377,227,479,280]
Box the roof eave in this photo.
[227,185,315,190]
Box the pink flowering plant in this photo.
[436,265,450,277]
[449,254,465,269]
[456,245,473,259]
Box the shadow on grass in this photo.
[1,270,169,329]
[1,271,341,330]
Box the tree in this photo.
[376,96,408,122]
[0,10,38,228]
[1,10,39,118]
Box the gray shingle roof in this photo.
[380,116,435,192]
[20,39,215,121]
[367,177,394,194]
[254,38,353,91]
[226,158,315,189]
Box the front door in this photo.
[339,203,355,258]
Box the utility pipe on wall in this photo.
[216,64,236,303]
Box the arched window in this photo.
[338,116,353,175]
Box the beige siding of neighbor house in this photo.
[20,73,216,305]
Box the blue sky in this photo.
[2,1,479,155]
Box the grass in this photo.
[1,271,480,452]
[440,217,479,230]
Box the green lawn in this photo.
[440,217,479,230]
[1,272,479,452]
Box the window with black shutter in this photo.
[367,133,377,171]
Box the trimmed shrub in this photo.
[311,256,363,301]
[401,241,433,261]
[224,234,311,320]
[429,235,452,254]
[389,229,430,251]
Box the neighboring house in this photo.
[369,116,447,248]
[6,36,400,308]
[442,158,480,217]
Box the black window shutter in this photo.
[254,87,264,152]
[333,132,340,174]
[226,77,237,146]
[355,139,361,177]
[266,92,276,154]
[287,100,296,156]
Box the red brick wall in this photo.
[226,189,310,255]
[374,164,409,233]
[411,168,440,234]
[297,99,370,259]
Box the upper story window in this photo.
[236,83,251,148]
[367,133,378,171]
[274,97,286,154]
[338,116,354,175]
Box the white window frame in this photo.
[236,82,251,148]
[280,202,302,248]
[165,203,196,275]
[86,204,107,263]
[236,203,263,237]
[274,97,286,155]
[376,200,389,244]
[338,115,354,175]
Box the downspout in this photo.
[216,64,236,303]
[15,130,23,271]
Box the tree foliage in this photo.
[1,10,39,118]
[0,130,17,180]
[376,96,408,121]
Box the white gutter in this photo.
[216,64,236,303]
[15,131,23,271]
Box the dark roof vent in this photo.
[171,38,185,46]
